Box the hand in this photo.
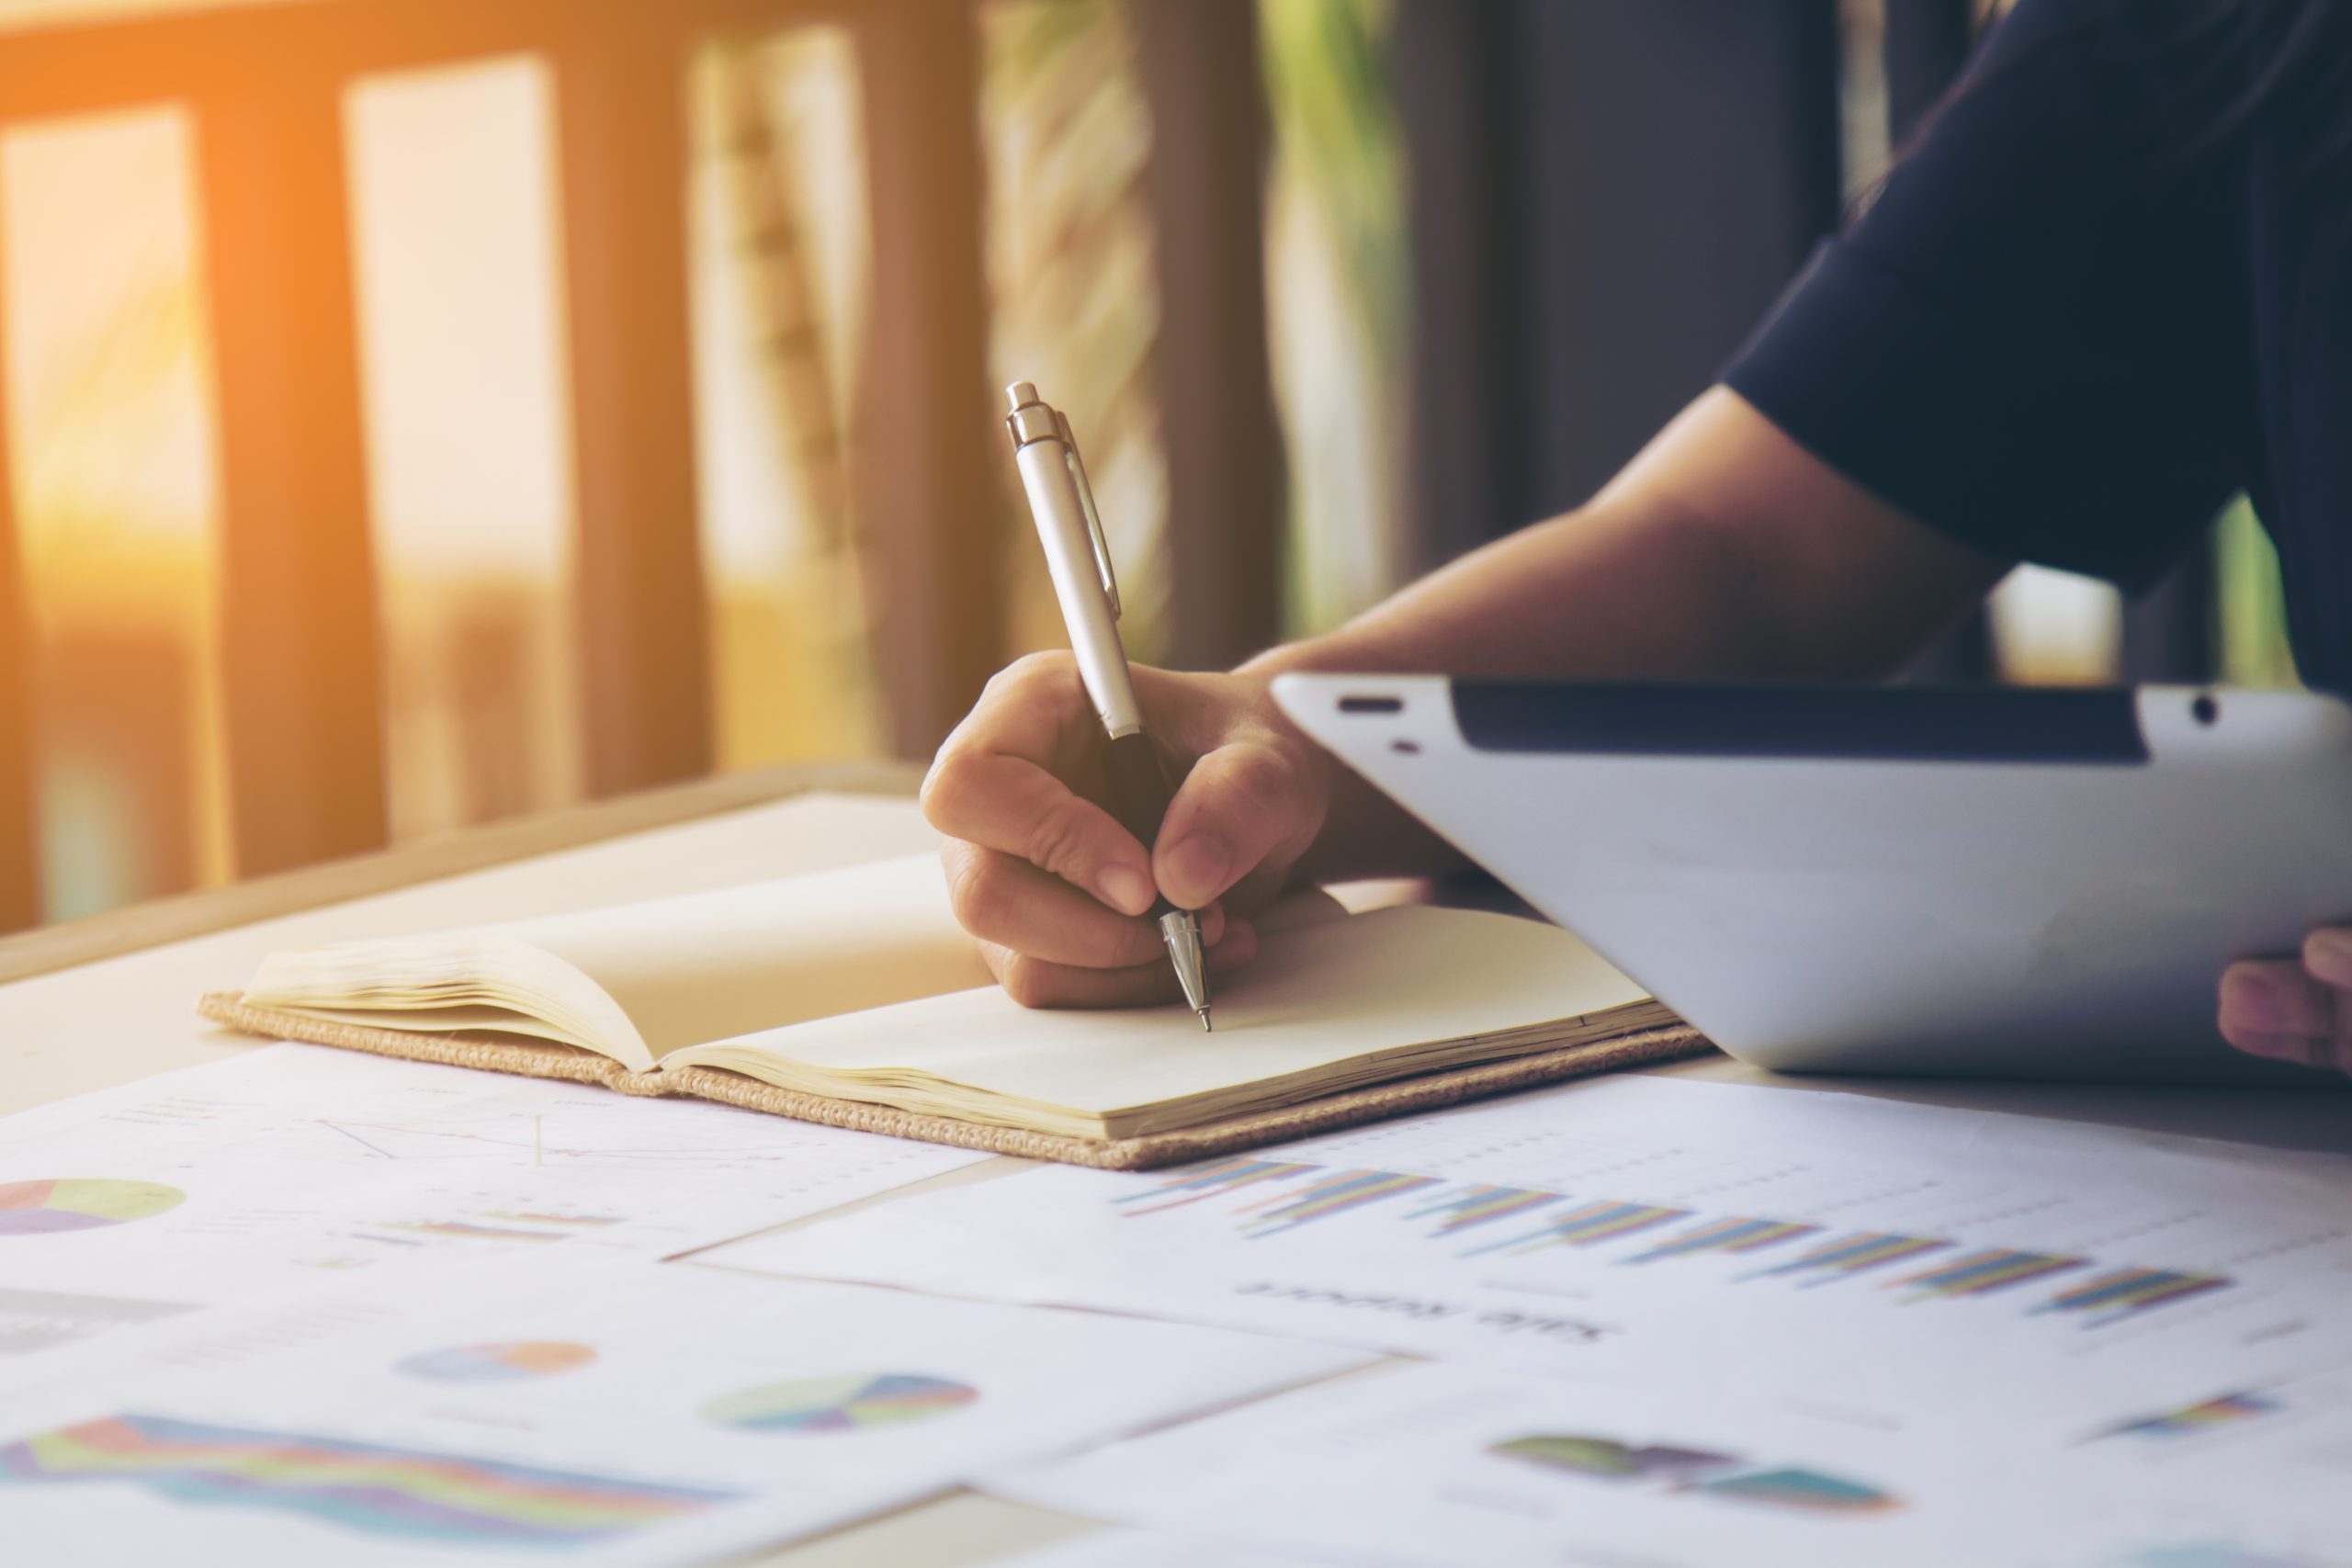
[2218,930,2352,1074]
[922,652,1334,1009]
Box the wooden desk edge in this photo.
[0,760,925,987]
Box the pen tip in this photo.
[1199,1010,1213,1033]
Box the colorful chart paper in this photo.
[1693,1466,1901,1515]
[1628,1217,1822,1264]
[1493,1432,1902,1516]
[1896,1248,2086,1301]
[2037,1269,2233,1327]
[1491,1435,1733,1482]
[1405,1183,1564,1236]
[2097,1391,2280,1443]
[0,1179,185,1236]
[1745,1231,1949,1284]
[1104,1155,2233,1330]
[704,1372,978,1433]
[1469,1200,1693,1255]
[396,1341,598,1383]
[0,1413,733,1544]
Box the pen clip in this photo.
[1053,409,1121,622]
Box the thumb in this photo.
[1152,739,1317,910]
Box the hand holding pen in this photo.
[919,386,1337,1017]
[1001,382,1214,1026]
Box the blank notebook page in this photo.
[667,906,1651,1116]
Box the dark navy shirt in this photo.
[1725,0,2352,692]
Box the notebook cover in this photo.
[195,991,1713,1171]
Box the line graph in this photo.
[1625,1217,1821,1265]
[352,1205,627,1249]
[314,1113,819,1171]
[1233,1171,1445,1236]
[1743,1231,1950,1285]
[1466,1201,1691,1257]
[1406,1184,1565,1237]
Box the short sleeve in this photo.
[1723,0,2252,590]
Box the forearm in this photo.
[1257,497,1837,687]
[1239,389,2007,886]
[1259,390,1989,685]
[1242,500,1791,885]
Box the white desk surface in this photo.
[5,783,2346,1566]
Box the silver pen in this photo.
[1001,381,1213,1030]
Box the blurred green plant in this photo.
[1259,0,1409,637]
[982,0,1168,660]
[2212,494,2300,688]
[695,30,883,772]
[1259,0,1406,356]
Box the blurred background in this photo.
[0,0,2298,932]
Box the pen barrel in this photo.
[1104,731,1185,918]
[1012,440,1143,735]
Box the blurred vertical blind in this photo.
[690,27,880,773]
[980,0,1170,663]
[0,0,2297,933]
[346,55,582,841]
[1,107,228,921]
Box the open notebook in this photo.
[207,854,1700,1163]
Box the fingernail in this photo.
[1165,835,1229,904]
[2307,928,2352,985]
[1094,864,1154,916]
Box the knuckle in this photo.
[1094,918,1159,971]
[987,650,1073,702]
[923,747,1001,833]
[943,849,1011,937]
[918,751,968,829]
[998,955,1059,1010]
[1023,800,1097,882]
[978,660,1024,702]
[1216,744,1298,825]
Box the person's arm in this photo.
[921,387,2008,1008]
[1254,388,2008,886]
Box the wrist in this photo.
[1236,628,1395,682]
[1229,639,1465,889]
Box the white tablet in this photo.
[1273,674,2352,1086]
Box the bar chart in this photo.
[1111,1155,2239,1331]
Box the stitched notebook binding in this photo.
[195,991,1713,1171]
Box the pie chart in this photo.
[397,1341,598,1383]
[0,1179,185,1236]
[704,1372,978,1433]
